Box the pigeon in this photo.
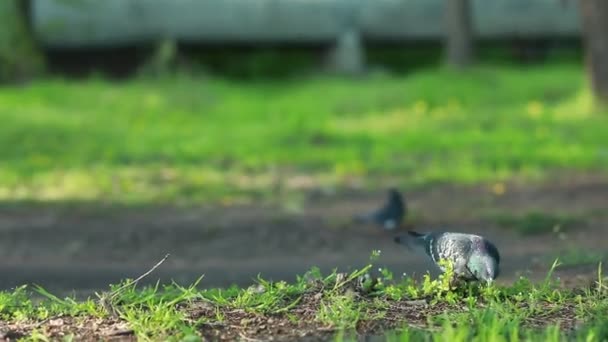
[355,188,406,230]
[394,231,500,284]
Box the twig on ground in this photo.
[31,317,52,329]
[105,328,135,337]
[97,253,171,317]
[109,253,171,298]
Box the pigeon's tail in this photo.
[393,231,427,251]
[406,231,425,238]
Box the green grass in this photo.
[1,260,607,341]
[547,248,608,267]
[0,63,607,204]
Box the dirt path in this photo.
[0,173,606,296]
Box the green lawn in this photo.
[1,260,606,341]
[0,64,606,204]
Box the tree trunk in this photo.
[444,0,474,69]
[325,28,365,76]
[579,0,608,105]
[0,0,44,83]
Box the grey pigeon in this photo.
[355,188,406,230]
[394,231,500,284]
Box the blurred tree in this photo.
[579,0,608,105]
[444,0,474,69]
[138,38,178,77]
[0,0,44,82]
[326,29,365,75]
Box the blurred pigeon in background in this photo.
[355,188,406,230]
[394,231,500,284]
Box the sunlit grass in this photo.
[546,248,607,267]
[0,64,606,203]
[1,259,607,341]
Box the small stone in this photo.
[49,318,64,326]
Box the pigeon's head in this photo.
[468,252,500,285]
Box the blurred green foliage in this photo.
[0,63,606,204]
[187,42,581,79]
[0,0,44,82]
[189,47,321,79]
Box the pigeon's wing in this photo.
[355,202,389,225]
[357,189,406,229]
[356,205,397,228]
[432,233,472,269]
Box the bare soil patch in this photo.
[0,172,606,293]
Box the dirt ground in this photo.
[0,172,607,296]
